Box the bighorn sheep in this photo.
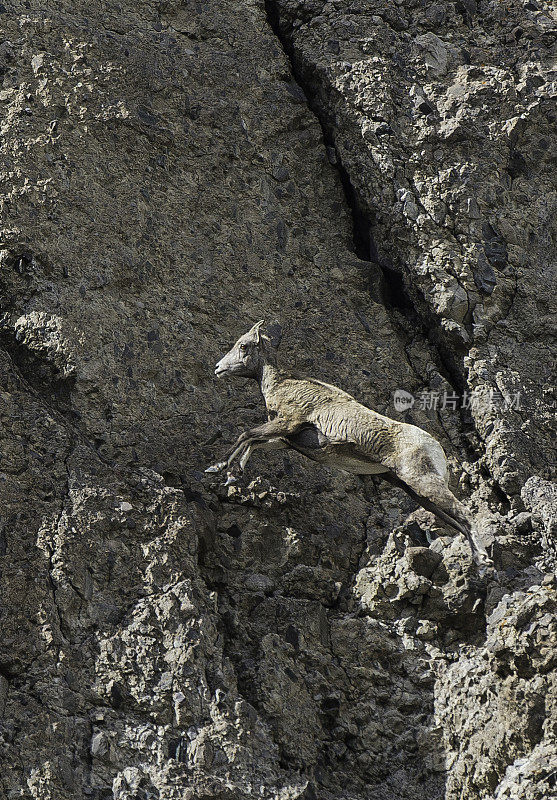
[206,321,492,571]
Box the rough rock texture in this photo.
[0,1,555,799]
[270,0,557,496]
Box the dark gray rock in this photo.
[0,1,555,800]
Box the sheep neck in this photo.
[258,361,281,403]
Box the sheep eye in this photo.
[239,344,248,353]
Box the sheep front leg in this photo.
[205,419,301,475]
[238,437,289,471]
[204,460,230,474]
[204,441,242,475]
[204,429,254,473]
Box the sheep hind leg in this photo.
[383,472,493,572]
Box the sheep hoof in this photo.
[205,461,226,474]
[475,559,496,581]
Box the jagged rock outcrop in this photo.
[269,0,556,496]
[0,1,555,799]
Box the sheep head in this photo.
[214,320,282,379]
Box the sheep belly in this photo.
[287,428,389,474]
[319,451,390,474]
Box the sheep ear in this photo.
[264,321,282,349]
[249,320,265,342]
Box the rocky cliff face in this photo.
[0,1,555,799]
